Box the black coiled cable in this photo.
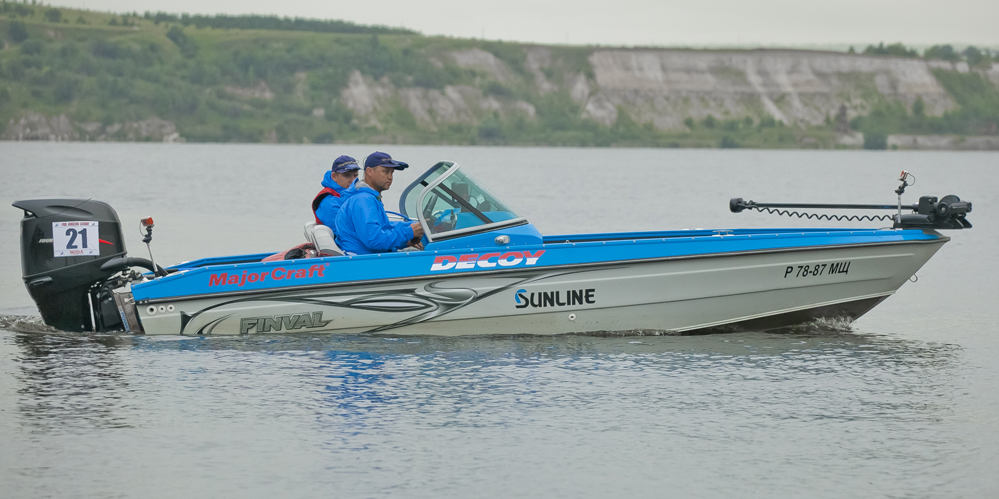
[745,206,894,222]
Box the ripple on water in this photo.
[0,314,62,334]
[0,313,971,497]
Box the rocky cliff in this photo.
[3,113,183,142]
[341,46,996,135]
[585,49,958,128]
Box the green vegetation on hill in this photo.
[1,4,998,148]
[141,11,415,36]
[845,42,999,147]
[850,71,999,143]
[0,6,473,142]
[863,42,919,58]
[857,42,994,67]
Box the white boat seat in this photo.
[304,222,344,257]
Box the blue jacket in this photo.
[314,173,356,230]
[335,183,415,255]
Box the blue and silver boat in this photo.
[14,163,972,336]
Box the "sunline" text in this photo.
[515,288,595,309]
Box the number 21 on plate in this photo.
[52,221,99,257]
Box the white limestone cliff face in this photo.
[3,112,78,141]
[888,134,999,150]
[224,81,275,100]
[340,70,395,129]
[337,48,973,136]
[3,112,182,142]
[525,48,559,95]
[340,69,537,131]
[584,49,956,130]
[450,49,517,84]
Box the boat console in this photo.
[398,162,542,248]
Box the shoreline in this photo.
[3,137,999,151]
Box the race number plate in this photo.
[52,221,99,257]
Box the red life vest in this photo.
[312,187,341,224]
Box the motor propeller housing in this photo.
[901,195,972,229]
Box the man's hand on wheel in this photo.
[410,222,425,239]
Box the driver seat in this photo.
[304,222,344,257]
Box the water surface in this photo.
[1,144,997,498]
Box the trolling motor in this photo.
[730,171,972,230]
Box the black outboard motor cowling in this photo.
[13,199,127,331]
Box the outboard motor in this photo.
[14,199,129,332]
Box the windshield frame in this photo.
[399,162,528,242]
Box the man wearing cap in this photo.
[312,155,361,231]
[335,151,425,255]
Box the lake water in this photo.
[1,143,997,498]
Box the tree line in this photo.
[857,42,995,67]
[141,11,416,36]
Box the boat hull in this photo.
[136,237,945,336]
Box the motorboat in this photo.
[13,163,972,336]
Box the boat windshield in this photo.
[400,162,523,240]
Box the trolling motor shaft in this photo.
[731,171,972,229]
[895,170,913,222]
[730,195,972,229]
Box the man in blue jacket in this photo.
[312,155,360,231]
[335,152,425,255]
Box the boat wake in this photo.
[790,316,857,333]
[565,329,684,337]
[562,317,855,337]
[0,315,62,334]
[0,313,858,338]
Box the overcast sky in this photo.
[55,0,998,48]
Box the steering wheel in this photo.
[422,193,439,221]
[431,210,456,233]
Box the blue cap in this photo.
[331,155,360,173]
[364,151,409,170]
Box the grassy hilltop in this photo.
[1,3,998,148]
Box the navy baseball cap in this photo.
[331,155,360,173]
[364,151,409,170]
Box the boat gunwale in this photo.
[167,228,938,272]
[137,234,948,305]
[542,227,892,243]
